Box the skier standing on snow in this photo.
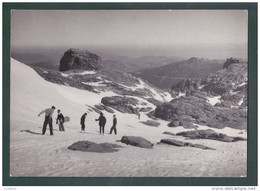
[95,112,106,135]
[109,114,117,135]
[38,106,55,135]
[80,113,87,131]
[56,109,65,131]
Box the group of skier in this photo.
[38,106,117,136]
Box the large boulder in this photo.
[121,136,153,148]
[67,141,122,153]
[176,129,247,142]
[59,49,102,71]
[160,139,185,147]
[101,96,139,114]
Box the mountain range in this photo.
[133,57,224,89]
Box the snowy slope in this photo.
[10,58,247,177]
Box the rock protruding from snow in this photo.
[154,93,247,129]
[94,104,115,113]
[160,139,214,150]
[176,129,247,142]
[141,120,160,127]
[67,141,122,153]
[59,49,102,71]
[101,96,139,114]
[121,136,153,149]
[162,131,176,136]
[139,107,153,112]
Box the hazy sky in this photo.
[11,10,248,48]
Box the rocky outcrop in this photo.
[101,96,139,114]
[121,136,153,148]
[163,131,176,136]
[59,49,102,71]
[167,121,180,127]
[146,98,163,106]
[139,107,153,112]
[202,58,247,96]
[176,129,247,142]
[171,79,202,92]
[160,139,214,150]
[94,104,114,113]
[222,58,242,69]
[153,95,247,129]
[141,120,160,127]
[33,67,96,92]
[67,141,122,153]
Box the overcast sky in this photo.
[11,10,248,48]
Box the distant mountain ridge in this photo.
[133,57,224,89]
[11,46,182,73]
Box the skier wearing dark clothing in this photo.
[95,112,106,135]
[56,110,65,131]
[38,106,55,135]
[80,113,87,131]
[109,115,117,135]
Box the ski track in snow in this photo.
[10,58,247,177]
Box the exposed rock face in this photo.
[222,58,242,69]
[167,121,180,127]
[67,141,122,153]
[171,79,201,92]
[121,136,153,148]
[163,131,176,136]
[152,57,247,130]
[59,49,102,71]
[160,139,214,150]
[101,96,139,114]
[94,104,114,113]
[146,98,163,106]
[139,107,153,112]
[161,139,185,146]
[202,58,247,96]
[154,95,247,129]
[176,129,247,142]
[141,120,160,127]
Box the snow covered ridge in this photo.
[10,58,247,177]
[33,62,174,105]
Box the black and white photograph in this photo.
[7,6,252,181]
